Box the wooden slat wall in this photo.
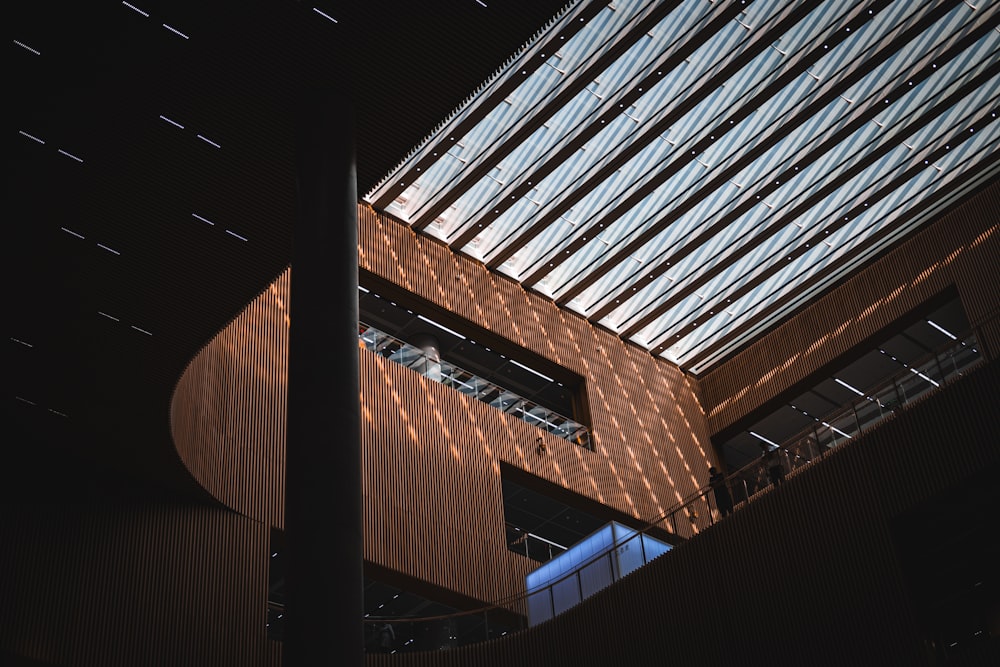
[171,204,716,607]
[356,205,715,527]
[698,180,1000,436]
[364,360,1000,667]
[0,505,273,667]
[356,204,717,602]
[172,270,291,529]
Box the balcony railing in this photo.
[359,322,591,449]
[270,327,986,653]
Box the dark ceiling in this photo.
[7,0,575,503]
[716,293,981,470]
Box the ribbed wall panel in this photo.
[172,206,715,605]
[364,361,1000,667]
[172,270,291,529]
[0,506,273,667]
[699,181,1000,436]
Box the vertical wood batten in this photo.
[699,180,1000,436]
[367,361,998,666]
[0,506,272,667]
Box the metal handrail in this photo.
[359,321,592,450]
[272,326,988,652]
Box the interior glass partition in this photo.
[525,521,672,626]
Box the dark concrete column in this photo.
[284,83,363,665]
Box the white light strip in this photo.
[196,134,221,148]
[509,358,554,382]
[926,319,958,340]
[910,367,940,387]
[131,325,153,336]
[13,40,41,56]
[11,337,33,347]
[122,2,149,17]
[416,314,467,339]
[821,422,853,439]
[98,311,120,322]
[48,408,69,417]
[159,115,184,129]
[526,531,566,550]
[61,227,85,239]
[16,396,37,406]
[162,24,189,39]
[225,229,248,242]
[358,285,370,293]
[749,431,778,447]
[312,7,338,23]
[19,130,45,144]
[834,378,865,396]
[476,0,488,6]
[57,149,83,162]
[192,213,215,226]
[97,243,120,255]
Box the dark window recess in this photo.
[359,285,591,441]
[501,469,606,563]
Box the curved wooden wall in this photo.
[698,180,1000,437]
[171,270,291,530]
[171,205,715,605]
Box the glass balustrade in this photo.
[269,328,984,653]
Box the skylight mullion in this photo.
[504,51,766,280]
[609,77,999,338]
[363,0,606,209]
[444,0,741,252]
[408,0,694,232]
[445,9,701,244]
[677,145,999,372]
[538,1,929,304]
[652,113,999,367]
[571,8,999,318]
[464,0,822,267]
[684,154,1000,373]
[400,64,567,224]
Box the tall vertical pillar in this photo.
[284,82,363,665]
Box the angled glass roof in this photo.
[364,0,1000,375]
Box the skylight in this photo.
[364,0,1000,374]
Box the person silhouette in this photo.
[378,622,395,653]
[764,447,785,487]
[709,466,734,518]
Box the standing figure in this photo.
[765,447,785,487]
[709,466,734,518]
[378,623,395,653]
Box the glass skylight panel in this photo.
[381,3,629,221]
[636,111,998,358]
[399,3,653,222]
[556,1,995,324]
[448,16,695,240]
[649,111,999,369]
[456,4,724,252]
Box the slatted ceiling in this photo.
[368,0,1000,376]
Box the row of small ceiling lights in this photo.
[753,319,968,448]
[11,3,193,417]
[11,338,69,419]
